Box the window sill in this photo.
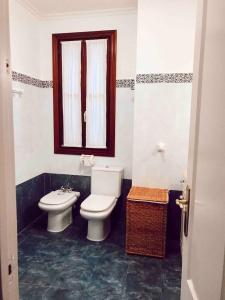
[54,145,115,157]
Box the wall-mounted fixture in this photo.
[12,88,24,97]
[157,142,166,152]
[80,154,95,167]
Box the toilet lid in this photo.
[81,194,116,212]
[40,190,77,205]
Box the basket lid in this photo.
[127,186,168,204]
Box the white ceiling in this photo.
[20,0,137,16]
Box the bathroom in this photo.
[8,0,197,299]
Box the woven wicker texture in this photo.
[126,187,168,258]
[127,186,168,203]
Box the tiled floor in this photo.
[18,216,181,300]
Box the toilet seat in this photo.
[81,194,116,213]
[40,190,79,206]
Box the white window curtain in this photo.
[86,39,107,148]
[61,41,82,147]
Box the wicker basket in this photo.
[126,187,169,258]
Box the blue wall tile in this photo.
[16,174,45,232]
[112,179,132,230]
[167,190,182,252]
[43,173,51,195]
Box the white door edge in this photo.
[181,0,225,298]
[187,279,199,300]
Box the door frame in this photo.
[0,0,19,299]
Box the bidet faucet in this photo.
[60,184,73,193]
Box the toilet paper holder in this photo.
[80,155,95,167]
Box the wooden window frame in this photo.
[52,30,117,157]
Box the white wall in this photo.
[132,0,197,189]
[39,11,137,80]
[9,0,48,185]
[9,0,40,78]
[10,2,137,184]
[133,84,192,189]
[12,82,49,184]
[136,0,197,73]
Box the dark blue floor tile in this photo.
[19,266,56,287]
[43,286,83,300]
[125,272,162,295]
[161,286,181,300]
[162,253,182,289]
[82,277,124,300]
[19,283,48,300]
[125,287,162,300]
[126,255,163,289]
[19,216,181,299]
[162,269,181,289]
[51,261,94,289]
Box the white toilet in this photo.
[38,189,80,232]
[80,166,123,242]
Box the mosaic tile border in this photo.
[12,71,193,89]
[136,73,193,84]
[12,71,53,88]
[116,79,135,90]
[12,71,135,90]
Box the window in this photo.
[52,30,116,156]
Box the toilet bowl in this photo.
[38,190,80,232]
[80,194,118,241]
[80,166,123,241]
